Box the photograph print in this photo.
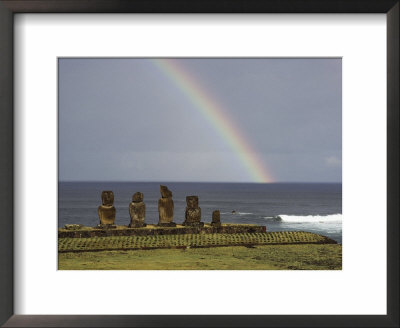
[58,58,342,270]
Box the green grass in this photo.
[58,231,335,253]
[58,244,342,270]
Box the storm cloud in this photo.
[59,58,341,183]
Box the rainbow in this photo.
[152,59,274,183]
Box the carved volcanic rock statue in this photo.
[157,185,176,227]
[129,192,146,228]
[211,210,221,227]
[183,196,204,227]
[98,190,116,226]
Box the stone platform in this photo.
[58,223,266,238]
[58,231,337,253]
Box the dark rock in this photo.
[132,192,144,203]
[101,190,114,206]
[184,208,202,225]
[211,210,221,227]
[186,195,199,209]
[129,193,146,228]
[98,191,116,225]
[157,222,177,227]
[64,224,83,230]
[158,185,175,226]
[183,195,203,226]
[160,185,172,198]
[183,220,204,227]
[129,221,147,228]
[58,223,268,238]
[96,224,116,229]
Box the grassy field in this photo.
[58,243,342,270]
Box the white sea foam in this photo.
[269,214,342,223]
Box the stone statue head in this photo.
[212,210,220,222]
[160,185,172,198]
[101,190,114,206]
[186,196,199,208]
[132,192,144,203]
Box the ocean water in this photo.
[59,182,342,243]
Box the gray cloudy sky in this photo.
[59,58,341,183]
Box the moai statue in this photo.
[211,210,221,227]
[129,192,146,228]
[97,190,116,227]
[183,196,204,227]
[157,185,176,227]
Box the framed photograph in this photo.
[0,0,398,327]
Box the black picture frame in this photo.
[0,1,398,327]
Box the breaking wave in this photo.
[265,214,342,223]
